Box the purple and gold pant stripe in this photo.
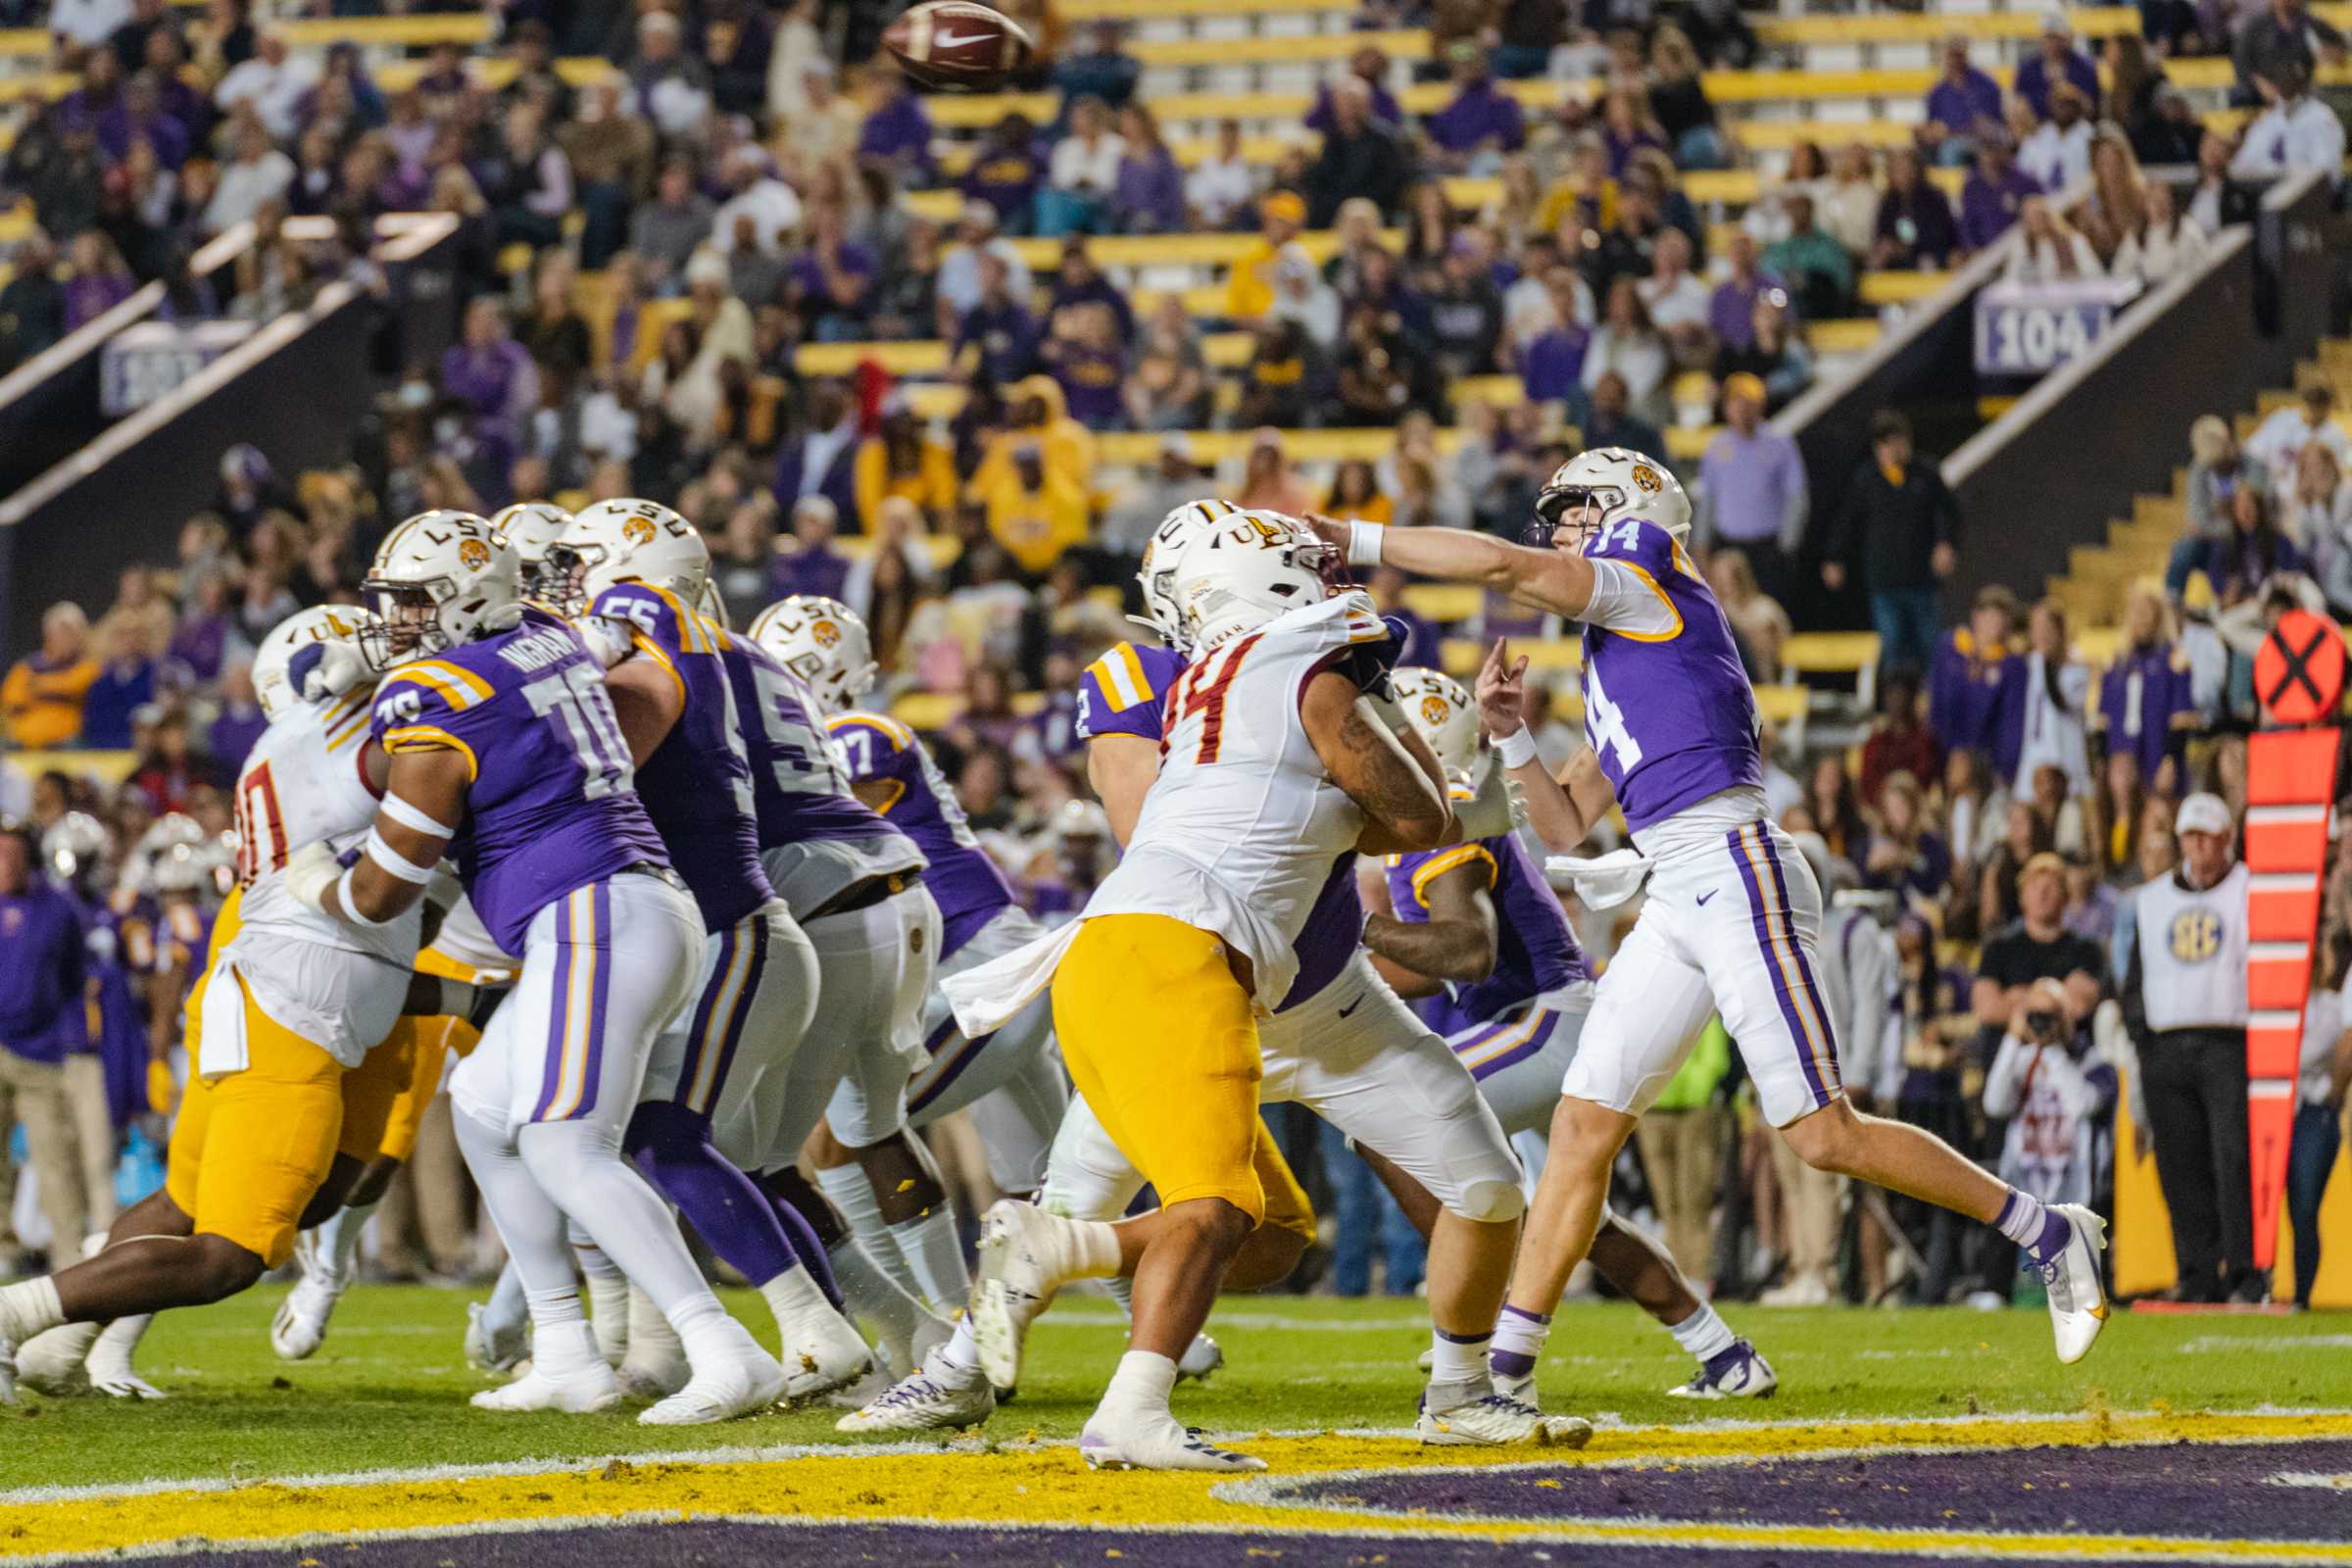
[1450,1005,1554,1082]
[676,915,769,1116]
[530,882,614,1123]
[1726,823,1838,1108]
[908,1013,988,1117]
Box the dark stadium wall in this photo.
[1945,170,2335,612]
[0,296,376,659]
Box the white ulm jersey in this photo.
[224,687,422,1065]
[1084,592,1387,1009]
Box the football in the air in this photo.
[881,1,1034,91]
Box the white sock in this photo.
[624,1281,684,1367]
[87,1312,150,1372]
[758,1261,837,1340]
[933,1311,985,1383]
[1097,1348,1178,1421]
[576,1241,631,1365]
[0,1277,64,1344]
[814,1163,924,1298]
[889,1205,970,1315]
[317,1199,376,1286]
[830,1237,936,1369]
[1668,1301,1737,1364]
[1060,1215,1123,1280]
[1489,1303,1550,1380]
[1428,1329,1491,1389]
[515,1120,710,1316]
[668,1291,760,1368]
[524,1289,599,1377]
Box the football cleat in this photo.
[470,1363,621,1415]
[464,1300,530,1374]
[14,1324,97,1396]
[835,1355,996,1434]
[270,1270,346,1362]
[1667,1340,1778,1399]
[1080,1409,1265,1473]
[969,1200,1086,1390]
[640,1349,786,1426]
[2038,1203,2110,1365]
[776,1310,874,1406]
[1176,1332,1225,1383]
[88,1364,166,1400]
[1415,1386,1593,1448]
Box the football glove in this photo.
[282,840,343,918]
[1452,750,1527,841]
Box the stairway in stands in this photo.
[2043,336,2352,661]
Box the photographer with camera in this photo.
[1983,979,2119,1291]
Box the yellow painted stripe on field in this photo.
[4,1413,2351,1562]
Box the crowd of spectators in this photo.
[0,0,2347,1301]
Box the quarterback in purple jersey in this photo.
[283,509,788,1426]
[1369,667,1775,1400]
[552,499,871,1406]
[1310,449,2111,1392]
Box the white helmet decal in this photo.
[1134,499,1245,652]
[253,605,379,719]
[359,511,520,666]
[1389,666,1481,777]
[747,595,877,716]
[1170,510,1335,652]
[552,498,710,612]
[1529,447,1691,549]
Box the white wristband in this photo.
[1495,725,1539,769]
[365,826,437,885]
[335,865,398,928]
[1347,520,1387,569]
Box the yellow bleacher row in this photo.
[0,11,488,60]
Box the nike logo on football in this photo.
[931,30,984,46]
[1696,890,1717,906]
[1336,993,1366,1018]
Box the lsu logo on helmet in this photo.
[458,538,492,570]
[623,515,659,547]
[811,619,841,648]
[1420,694,1452,728]
[1630,463,1664,494]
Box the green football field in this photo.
[9,1283,2352,1492]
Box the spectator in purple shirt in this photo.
[207,662,267,779]
[1047,237,1135,342]
[98,75,190,170]
[2014,13,2102,121]
[61,232,134,330]
[1959,127,2041,252]
[955,251,1040,383]
[773,497,855,599]
[1423,40,1527,174]
[858,66,935,184]
[788,200,877,340]
[1111,103,1186,233]
[960,112,1043,231]
[772,379,862,524]
[439,297,542,450]
[1921,35,2004,167]
[1305,46,1403,134]
[1706,229,1780,351]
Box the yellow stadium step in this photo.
[1398,584,1487,625]
[1779,631,1881,679]
[1750,6,2141,47]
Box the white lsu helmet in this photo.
[1170,509,1335,653]
[1134,498,1246,652]
[360,510,521,667]
[253,605,378,720]
[41,810,109,889]
[552,498,709,612]
[135,813,211,898]
[488,501,573,601]
[1528,447,1691,550]
[1390,667,1481,776]
[747,595,875,715]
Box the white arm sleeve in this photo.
[1580,559,1682,638]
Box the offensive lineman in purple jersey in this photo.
[1308,448,2111,1384]
[282,510,789,1425]
[1371,668,1775,1400]
[550,500,872,1404]
[1000,503,1560,1450]
[726,602,975,1394]
[760,597,1083,1434]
